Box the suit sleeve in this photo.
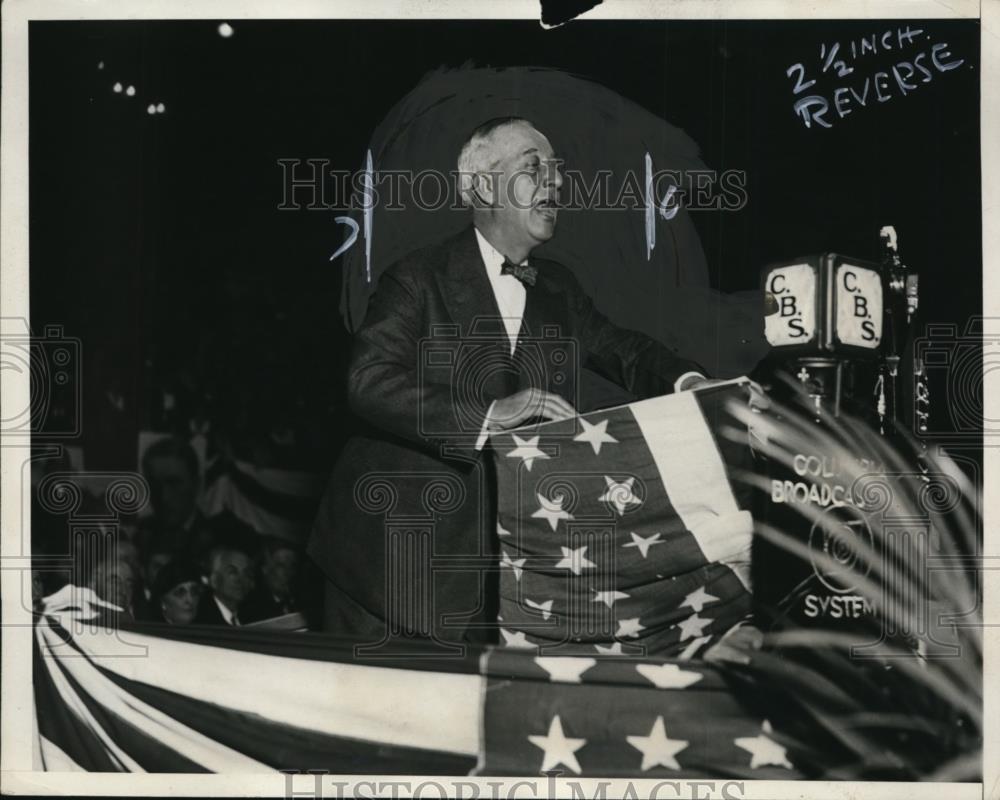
[561,269,708,398]
[346,264,490,462]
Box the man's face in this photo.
[117,540,142,580]
[210,551,255,607]
[483,122,562,251]
[263,547,298,598]
[147,455,198,528]
[92,559,136,612]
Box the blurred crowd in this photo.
[32,435,324,629]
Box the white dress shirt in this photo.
[475,227,526,355]
[214,594,240,625]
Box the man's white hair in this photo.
[456,116,532,208]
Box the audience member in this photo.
[116,538,152,619]
[242,537,300,622]
[148,559,204,625]
[144,548,173,597]
[195,545,255,626]
[87,552,137,619]
[137,436,216,562]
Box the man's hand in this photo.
[488,389,576,431]
[703,623,764,665]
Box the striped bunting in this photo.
[33,591,802,777]
[200,459,325,542]
[34,596,481,774]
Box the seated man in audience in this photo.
[242,537,300,622]
[137,436,216,563]
[87,552,137,620]
[116,538,151,620]
[143,547,174,599]
[195,545,255,626]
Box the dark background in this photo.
[28,19,982,471]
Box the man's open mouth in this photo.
[534,198,558,220]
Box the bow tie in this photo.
[500,259,538,287]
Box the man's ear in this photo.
[471,172,496,208]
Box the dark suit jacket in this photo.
[193,592,238,626]
[241,587,296,623]
[307,225,705,647]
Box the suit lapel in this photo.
[517,257,568,348]
[436,225,516,399]
[437,225,506,339]
[514,258,576,397]
[434,229,576,399]
[517,266,539,348]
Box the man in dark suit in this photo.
[241,537,302,622]
[136,437,217,565]
[194,545,255,626]
[308,117,709,649]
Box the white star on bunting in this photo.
[556,545,596,576]
[626,716,689,771]
[598,476,641,516]
[497,521,512,537]
[635,663,703,689]
[616,617,646,638]
[525,598,554,620]
[506,434,549,471]
[676,614,712,642]
[573,417,618,455]
[592,589,629,609]
[734,720,793,770]
[534,656,597,684]
[500,551,526,581]
[594,642,623,655]
[532,492,574,531]
[680,586,719,613]
[500,628,535,649]
[528,715,587,774]
[623,531,664,559]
